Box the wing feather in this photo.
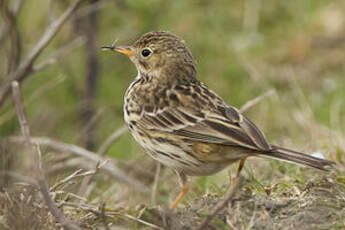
[136,84,270,151]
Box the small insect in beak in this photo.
[101,39,135,57]
[101,38,118,51]
[101,45,115,51]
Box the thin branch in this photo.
[56,191,88,203]
[240,89,276,113]
[49,36,86,59]
[11,81,81,230]
[50,160,106,192]
[31,36,86,73]
[0,0,84,106]
[39,182,81,230]
[116,213,164,230]
[0,0,23,73]
[31,59,56,73]
[9,136,149,193]
[11,81,31,144]
[50,169,83,192]
[62,202,164,230]
[13,0,25,13]
[74,108,103,144]
[75,152,103,197]
[151,162,161,205]
[100,202,110,230]
[98,125,128,155]
[0,0,25,45]
[46,157,94,175]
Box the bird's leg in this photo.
[236,158,246,177]
[170,171,188,210]
[231,158,246,189]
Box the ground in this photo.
[1,0,345,229]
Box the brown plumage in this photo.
[102,31,335,209]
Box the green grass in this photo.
[1,0,345,229]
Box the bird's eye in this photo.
[141,48,152,57]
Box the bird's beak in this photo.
[101,45,135,57]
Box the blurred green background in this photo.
[2,0,344,153]
[1,0,344,205]
[1,0,345,228]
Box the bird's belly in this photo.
[129,129,199,169]
[128,127,242,176]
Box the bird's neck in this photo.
[138,65,198,86]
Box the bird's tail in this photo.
[259,145,335,171]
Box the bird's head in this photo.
[103,31,198,83]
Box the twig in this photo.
[151,162,161,205]
[9,136,149,193]
[11,81,81,230]
[62,202,164,230]
[246,203,257,230]
[56,191,87,203]
[46,157,94,175]
[0,0,25,45]
[98,125,128,155]
[0,0,84,106]
[75,155,104,197]
[116,212,164,230]
[32,36,86,73]
[50,169,83,192]
[11,81,32,146]
[100,202,110,230]
[240,89,276,113]
[49,36,86,59]
[74,108,103,144]
[226,215,239,230]
[39,182,81,230]
[1,0,23,73]
[196,169,242,230]
[31,59,56,73]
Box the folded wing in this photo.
[136,86,271,152]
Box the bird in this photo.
[102,31,335,209]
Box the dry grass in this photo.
[1,86,344,229]
[1,0,345,229]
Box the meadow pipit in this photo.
[102,31,334,209]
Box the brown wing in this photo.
[135,83,271,152]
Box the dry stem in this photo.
[98,125,128,155]
[11,81,81,230]
[240,89,276,113]
[0,0,84,106]
[10,136,149,193]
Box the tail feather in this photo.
[260,145,335,171]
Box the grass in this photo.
[1,0,345,229]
